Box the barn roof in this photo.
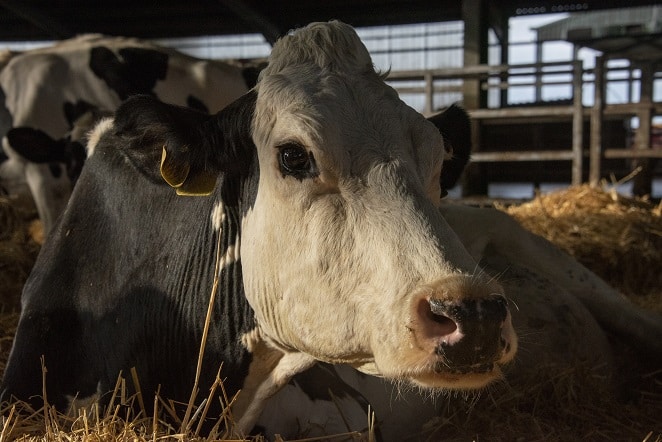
[534,5,662,58]
[0,0,660,45]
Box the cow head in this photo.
[5,106,111,186]
[114,21,516,391]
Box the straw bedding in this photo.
[0,186,660,441]
[500,184,662,313]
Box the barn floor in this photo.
[0,187,661,441]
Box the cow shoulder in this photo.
[113,92,256,195]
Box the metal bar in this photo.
[470,149,662,161]
[604,148,662,159]
[603,103,662,116]
[386,61,578,80]
[470,106,574,119]
[392,85,464,95]
[471,150,575,162]
[480,79,575,90]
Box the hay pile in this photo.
[0,374,268,442]
[0,195,41,313]
[425,362,661,441]
[501,184,662,312]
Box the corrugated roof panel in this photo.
[535,5,662,42]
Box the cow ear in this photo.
[164,91,256,196]
[114,92,255,195]
[6,127,66,163]
[427,104,471,193]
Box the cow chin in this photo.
[354,354,508,391]
[408,367,505,390]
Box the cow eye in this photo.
[278,143,314,178]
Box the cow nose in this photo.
[415,295,511,372]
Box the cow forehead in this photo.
[257,74,440,156]
[253,21,444,175]
[263,21,373,79]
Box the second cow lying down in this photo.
[2,20,661,440]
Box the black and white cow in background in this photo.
[2,21,661,440]
[0,34,258,233]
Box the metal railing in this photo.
[386,59,662,186]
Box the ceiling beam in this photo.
[217,0,282,45]
[0,0,73,39]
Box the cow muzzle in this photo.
[405,277,517,388]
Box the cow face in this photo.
[115,21,516,391]
[242,22,516,389]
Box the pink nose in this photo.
[415,295,511,372]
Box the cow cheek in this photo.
[241,204,371,360]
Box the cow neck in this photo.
[231,331,316,435]
[223,169,316,434]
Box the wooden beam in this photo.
[217,0,281,45]
[0,0,73,39]
[571,60,584,185]
[462,0,489,110]
[589,56,605,185]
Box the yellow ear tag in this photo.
[175,169,218,196]
[160,146,190,188]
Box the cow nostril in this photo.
[427,308,457,336]
[416,297,459,339]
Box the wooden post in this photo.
[462,0,488,110]
[461,0,489,196]
[535,41,543,103]
[499,21,509,107]
[633,61,653,196]
[589,56,605,185]
[424,72,433,115]
[571,59,583,185]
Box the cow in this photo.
[0,34,257,234]
[2,20,660,440]
[0,20,517,437]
